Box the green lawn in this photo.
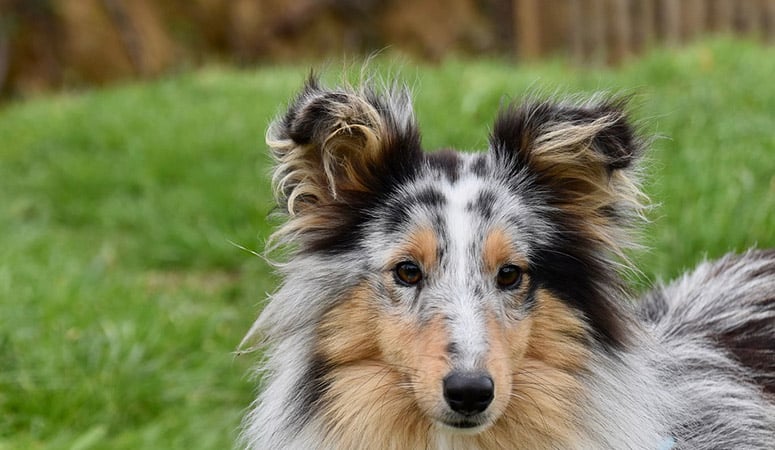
[1,39,774,449]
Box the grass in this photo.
[1,39,774,449]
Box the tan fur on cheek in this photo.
[525,290,590,370]
[316,284,380,365]
[321,363,431,449]
[314,286,443,448]
[480,290,590,448]
[377,314,450,417]
[483,313,529,421]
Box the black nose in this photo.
[443,372,494,416]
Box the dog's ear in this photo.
[489,98,645,252]
[267,76,422,248]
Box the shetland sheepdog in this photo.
[239,77,775,449]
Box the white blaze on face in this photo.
[441,173,490,371]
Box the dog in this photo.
[239,77,775,449]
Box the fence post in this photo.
[660,0,682,45]
[100,0,145,75]
[765,0,775,42]
[514,0,542,60]
[0,27,7,93]
[589,0,607,63]
[738,0,762,36]
[682,0,706,41]
[709,0,735,33]
[609,0,632,64]
[570,0,586,63]
[633,0,657,52]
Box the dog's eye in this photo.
[496,265,523,290]
[395,261,423,286]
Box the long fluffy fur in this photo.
[240,78,775,449]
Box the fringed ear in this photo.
[489,97,646,256]
[267,76,422,251]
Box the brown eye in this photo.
[496,265,523,290]
[395,261,422,286]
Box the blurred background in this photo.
[2,1,775,449]
[2,0,775,99]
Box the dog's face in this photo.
[265,78,643,442]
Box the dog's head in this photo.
[261,76,644,443]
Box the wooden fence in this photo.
[1,0,775,98]
[512,0,775,64]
